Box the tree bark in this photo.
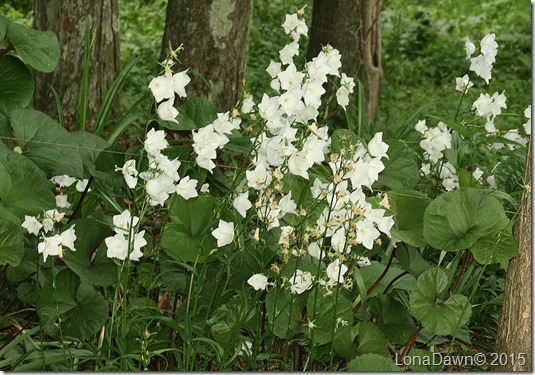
[356,0,382,125]
[494,144,532,371]
[33,0,121,129]
[306,0,382,125]
[160,0,252,112]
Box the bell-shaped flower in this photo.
[212,220,235,247]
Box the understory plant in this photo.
[0,8,529,371]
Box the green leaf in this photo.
[346,353,401,371]
[0,56,34,115]
[470,226,518,265]
[162,98,218,130]
[265,287,306,339]
[0,219,24,266]
[6,23,60,73]
[161,194,218,263]
[423,188,516,259]
[332,325,357,361]
[62,219,117,287]
[425,115,472,138]
[70,131,110,174]
[36,268,108,340]
[210,299,255,351]
[370,294,416,344]
[306,293,353,346]
[410,267,471,336]
[375,140,420,190]
[0,161,55,223]
[10,109,83,178]
[356,321,390,356]
[389,190,431,247]
[0,15,9,39]
[60,292,108,340]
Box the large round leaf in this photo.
[0,55,34,115]
[36,268,108,340]
[423,188,511,251]
[6,23,60,73]
[410,267,471,336]
[0,161,55,224]
[10,108,84,178]
[161,194,218,263]
[62,219,117,287]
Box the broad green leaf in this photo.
[330,129,360,154]
[0,113,10,144]
[168,194,216,237]
[347,353,401,371]
[410,267,471,336]
[162,98,218,130]
[426,115,472,138]
[0,15,9,39]
[161,194,218,263]
[0,142,40,169]
[0,161,55,223]
[265,287,306,339]
[210,299,255,351]
[332,325,357,361]
[0,56,34,115]
[6,23,60,73]
[356,321,390,356]
[60,292,108,340]
[0,219,24,266]
[62,219,117,287]
[36,268,108,340]
[423,188,516,259]
[306,293,353,346]
[375,140,420,190]
[389,190,431,247]
[470,227,518,265]
[70,131,110,174]
[370,294,416,344]
[10,109,83,178]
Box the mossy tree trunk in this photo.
[33,0,121,129]
[160,0,253,112]
[494,145,532,371]
[307,0,382,125]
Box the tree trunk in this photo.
[33,0,121,129]
[356,0,382,125]
[307,0,382,125]
[494,145,532,371]
[160,0,252,112]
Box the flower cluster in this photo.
[415,120,458,191]
[49,175,91,209]
[104,209,147,261]
[239,10,393,294]
[22,210,76,262]
[192,112,241,173]
[465,33,498,84]
[148,46,191,124]
[119,128,199,206]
